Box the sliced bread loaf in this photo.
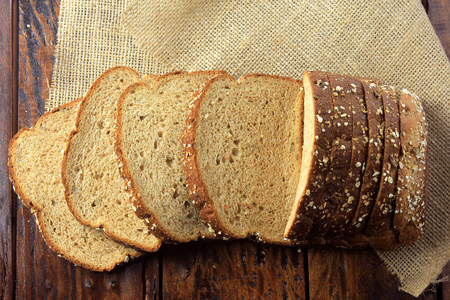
[62,66,161,252]
[284,71,334,242]
[183,74,305,245]
[115,71,225,242]
[394,90,428,246]
[364,85,400,236]
[8,98,141,271]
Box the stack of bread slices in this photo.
[8,67,428,271]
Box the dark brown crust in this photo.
[328,77,367,235]
[364,85,400,236]
[62,66,161,252]
[8,98,142,272]
[346,80,384,234]
[309,73,353,237]
[284,71,334,242]
[394,91,428,246]
[183,73,305,245]
[115,70,227,243]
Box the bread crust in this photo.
[284,71,334,242]
[115,70,226,242]
[327,76,368,235]
[364,85,400,236]
[8,98,141,272]
[62,66,161,252]
[309,73,353,238]
[346,80,384,234]
[394,90,428,246]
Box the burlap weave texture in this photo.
[49,0,449,297]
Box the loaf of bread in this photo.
[8,98,141,271]
[9,68,429,271]
[62,66,161,252]
[283,71,428,250]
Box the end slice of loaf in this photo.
[394,90,428,246]
[8,98,141,271]
[116,71,225,242]
[62,67,161,252]
[183,74,305,245]
[364,85,400,236]
[284,71,334,242]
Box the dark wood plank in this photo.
[441,262,450,300]
[0,0,16,298]
[162,240,306,299]
[145,253,161,300]
[308,249,438,300]
[15,1,150,298]
[427,0,450,59]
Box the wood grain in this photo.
[308,249,438,300]
[441,262,450,300]
[162,240,306,299]
[427,0,450,58]
[145,254,161,300]
[0,0,16,298]
[15,1,151,299]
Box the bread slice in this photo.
[394,90,428,246]
[309,73,353,238]
[364,85,400,236]
[8,98,141,271]
[284,71,334,242]
[327,76,368,235]
[115,71,225,242]
[183,74,305,245]
[345,80,384,234]
[62,66,161,252]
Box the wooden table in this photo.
[0,0,448,299]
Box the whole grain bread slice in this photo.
[8,98,141,271]
[115,71,225,242]
[364,85,400,236]
[394,90,428,246]
[62,66,161,252]
[309,73,353,238]
[183,74,305,245]
[345,80,384,234]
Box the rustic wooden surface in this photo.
[0,0,448,299]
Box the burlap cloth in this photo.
[48,0,449,296]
